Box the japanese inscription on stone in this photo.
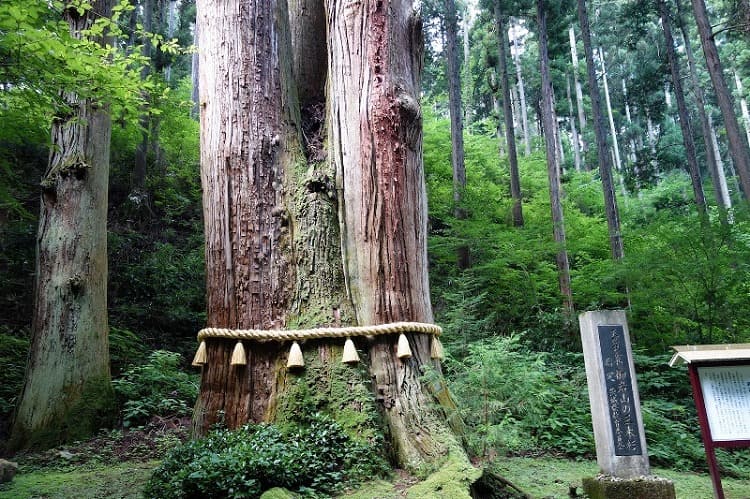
[598,325,642,456]
[698,365,750,441]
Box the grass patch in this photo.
[0,461,158,499]
[491,456,750,499]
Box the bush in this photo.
[112,350,198,428]
[144,415,390,498]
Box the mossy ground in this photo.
[2,455,748,498]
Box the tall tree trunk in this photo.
[691,0,750,199]
[10,0,114,451]
[709,112,733,207]
[164,0,178,82]
[497,8,524,227]
[445,0,469,269]
[621,78,638,165]
[676,0,729,208]
[733,71,750,150]
[538,0,573,314]
[598,48,623,175]
[190,20,199,118]
[577,0,624,259]
[193,0,475,481]
[511,19,531,156]
[569,26,587,141]
[659,0,707,212]
[463,12,473,131]
[567,76,582,172]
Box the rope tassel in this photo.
[192,340,207,366]
[431,336,445,360]
[287,341,304,368]
[230,340,247,366]
[342,338,360,364]
[397,333,412,359]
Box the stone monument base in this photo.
[582,474,676,499]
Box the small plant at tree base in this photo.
[112,350,198,428]
[144,415,390,498]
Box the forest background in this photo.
[1,0,750,495]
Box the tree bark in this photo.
[598,48,622,175]
[577,0,624,259]
[511,19,531,156]
[691,0,750,199]
[567,76,582,172]
[496,9,524,227]
[10,0,114,450]
[538,0,573,314]
[659,0,707,212]
[444,0,470,269]
[569,26,587,140]
[193,0,473,481]
[733,71,750,152]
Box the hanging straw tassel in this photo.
[287,341,304,368]
[192,340,207,366]
[230,340,247,366]
[397,333,412,359]
[342,338,360,364]
[430,336,445,360]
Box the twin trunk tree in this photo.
[194,0,470,477]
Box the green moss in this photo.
[272,344,385,444]
[11,376,115,451]
[338,479,397,498]
[260,487,298,498]
[405,450,481,499]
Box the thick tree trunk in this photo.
[496,9,524,227]
[10,0,114,450]
[538,0,573,314]
[194,0,473,482]
[659,0,707,212]
[445,0,470,269]
[691,0,750,199]
[577,0,624,259]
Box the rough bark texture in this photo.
[193,0,301,431]
[538,0,573,314]
[496,10,524,227]
[659,0,707,212]
[577,0,624,260]
[328,0,465,471]
[691,0,750,199]
[10,0,114,450]
[194,0,471,482]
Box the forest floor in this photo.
[2,444,750,499]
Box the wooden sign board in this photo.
[670,344,750,499]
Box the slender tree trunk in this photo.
[511,19,531,156]
[598,48,622,175]
[445,0,469,269]
[497,8,524,227]
[659,0,707,212]
[621,78,638,165]
[733,71,750,150]
[463,12,473,131]
[691,0,750,199]
[538,0,573,314]
[709,112,733,207]
[567,77,582,172]
[577,0,624,259]
[164,0,178,82]
[568,26,589,165]
[10,0,114,451]
[191,21,199,118]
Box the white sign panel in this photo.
[697,365,750,442]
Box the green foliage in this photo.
[0,328,29,421]
[112,351,198,428]
[144,415,390,498]
[447,334,593,458]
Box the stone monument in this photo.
[579,310,675,499]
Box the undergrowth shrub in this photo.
[144,415,390,498]
[112,350,198,428]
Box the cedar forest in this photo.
[1,0,750,497]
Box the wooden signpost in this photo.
[670,344,750,499]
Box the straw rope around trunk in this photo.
[192,321,445,367]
